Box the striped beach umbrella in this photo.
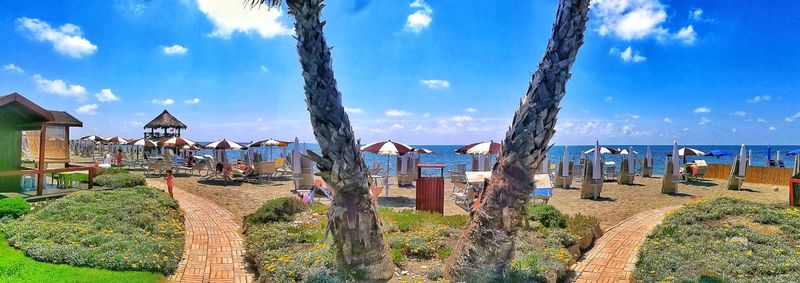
[412,148,434,154]
[361,140,413,155]
[584,146,619,155]
[105,136,128,144]
[158,136,197,148]
[80,135,105,142]
[205,139,245,150]
[128,138,157,148]
[455,141,501,155]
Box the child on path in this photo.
[165,169,174,198]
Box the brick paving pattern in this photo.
[571,205,680,283]
[148,180,254,283]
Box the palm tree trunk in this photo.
[444,0,591,280]
[284,0,394,280]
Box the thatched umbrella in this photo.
[144,110,187,137]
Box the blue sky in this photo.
[1,0,798,145]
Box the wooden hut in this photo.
[144,110,187,140]
[0,93,92,195]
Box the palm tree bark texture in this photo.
[254,0,394,280]
[444,0,591,280]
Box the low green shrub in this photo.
[528,203,567,229]
[104,168,130,175]
[636,197,800,282]
[565,213,599,237]
[4,187,185,274]
[387,224,459,260]
[248,197,306,224]
[93,172,145,188]
[0,198,30,218]
[426,265,443,280]
[379,208,467,231]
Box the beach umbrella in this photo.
[738,144,747,177]
[645,146,654,168]
[157,136,197,148]
[592,141,602,180]
[561,146,570,177]
[704,150,733,157]
[80,135,105,142]
[584,146,619,155]
[128,138,157,148]
[787,149,800,156]
[619,148,638,155]
[205,139,245,150]
[105,136,128,144]
[627,146,636,174]
[671,141,681,177]
[412,148,434,154]
[362,140,413,181]
[455,141,501,155]
[248,138,291,148]
[748,150,753,166]
[667,147,705,163]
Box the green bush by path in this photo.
[3,187,185,274]
[0,234,162,283]
[93,172,145,188]
[528,203,567,229]
[0,198,30,218]
[635,197,800,282]
[248,197,306,224]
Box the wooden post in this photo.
[88,166,94,189]
[37,123,47,195]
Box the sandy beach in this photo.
[157,174,788,231]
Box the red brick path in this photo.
[148,180,254,283]
[570,205,680,283]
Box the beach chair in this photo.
[146,158,164,176]
[252,161,277,183]
[396,154,413,187]
[572,160,584,183]
[554,160,574,189]
[688,160,708,181]
[618,158,636,185]
[581,159,603,200]
[726,155,748,190]
[603,161,617,181]
[661,158,682,194]
[449,171,467,197]
[640,159,654,177]
[273,157,293,179]
[531,173,553,203]
[369,175,385,199]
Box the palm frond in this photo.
[244,0,282,9]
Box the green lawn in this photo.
[0,234,162,283]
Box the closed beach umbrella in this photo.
[767,146,772,161]
[455,141,501,155]
[627,146,636,174]
[205,139,245,150]
[671,141,680,177]
[738,144,747,177]
[158,136,197,148]
[645,145,653,167]
[748,150,753,166]
[561,146,570,177]
[592,141,602,180]
[291,137,301,174]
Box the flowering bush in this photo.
[636,197,800,282]
[93,172,146,188]
[247,197,306,225]
[3,187,185,274]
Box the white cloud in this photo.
[76,104,98,115]
[699,116,711,125]
[465,107,477,113]
[733,111,746,117]
[769,126,776,131]
[689,8,703,21]
[682,127,689,131]
[674,25,697,45]
[419,79,450,89]
[756,118,767,123]
[260,65,269,72]
[693,106,711,113]
[451,115,473,122]
[785,112,800,122]
[16,17,97,58]
[622,124,634,135]
[32,74,87,98]
[345,107,363,114]
[196,0,292,39]
[746,95,772,103]
[591,0,668,40]
[151,98,175,106]
[391,124,404,129]
[405,0,432,33]
[2,64,24,74]
[603,96,614,102]
[663,117,672,123]
[731,128,737,133]
[95,88,119,102]
[162,44,187,55]
[184,98,200,104]
[385,109,411,117]
[613,46,647,63]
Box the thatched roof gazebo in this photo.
[144,110,187,140]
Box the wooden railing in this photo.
[0,164,94,195]
[705,164,793,186]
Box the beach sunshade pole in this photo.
[592,141,602,180]
[672,141,680,177]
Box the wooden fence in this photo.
[705,164,793,186]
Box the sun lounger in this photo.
[661,158,683,194]
[603,161,617,181]
[531,173,553,203]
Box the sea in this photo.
[193,144,800,177]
